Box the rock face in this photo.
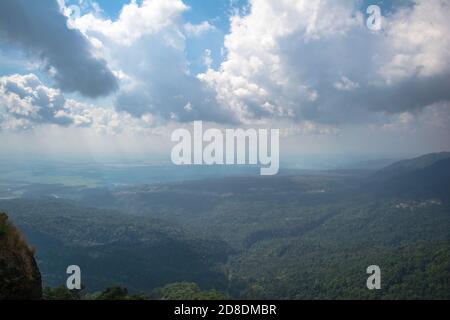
[0,212,42,300]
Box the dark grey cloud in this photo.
[279,30,450,125]
[116,78,237,124]
[0,0,118,97]
[113,33,237,124]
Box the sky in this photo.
[0,0,449,163]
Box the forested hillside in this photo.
[1,153,449,299]
[0,199,231,293]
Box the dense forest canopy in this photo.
[0,153,449,299]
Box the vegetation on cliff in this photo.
[0,212,42,300]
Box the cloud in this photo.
[184,21,216,37]
[202,49,213,69]
[199,0,450,125]
[72,0,237,124]
[0,0,118,97]
[380,0,450,80]
[61,98,152,135]
[0,73,151,135]
[334,77,360,91]
[1,0,449,143]
[72,0,189,46]
[0,74,72,127]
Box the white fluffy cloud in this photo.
[198,0,362,122]
[70,0,236,124]
[72,0,188,46]
[0,74,70,128]
[199,0,450,125]
[184,21,216,38]
[0,73,156,135]
[380,0,450,81]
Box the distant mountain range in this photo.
[370,151,450,197]
[376,152,450,178]
[343,158,398,170]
